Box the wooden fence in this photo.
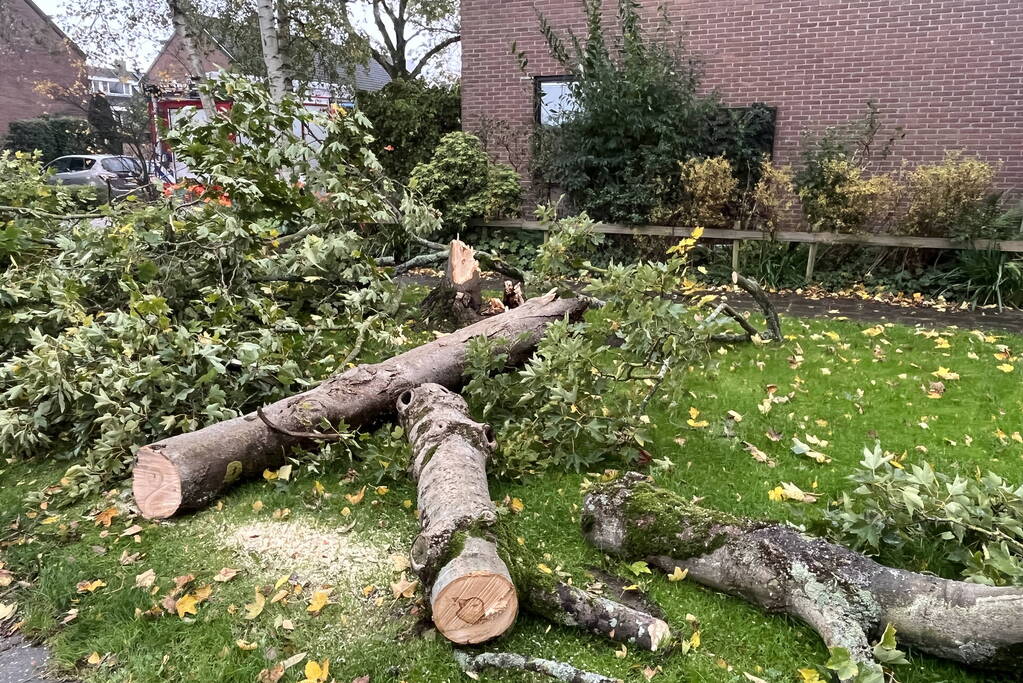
[475,219,1023,281]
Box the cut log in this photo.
[133,292,588,519]
[398,384,671,651]
[398,383,517,644]
[582,472,1023,675]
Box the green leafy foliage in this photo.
[532,0,774,224]
[464,212,705,477]
[409,132,522,237]
[357,78,461,182]
[0,75,419,500]
[0,151,98,262]
[826,443,1023,585]
[4,116,97,163]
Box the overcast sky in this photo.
[34,0,166,69]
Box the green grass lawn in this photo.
[1,314,1020,683]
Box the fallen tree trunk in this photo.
[398,383,518,644]
[398,385,671,651]
[581,473,1023,675]
[133,292,587,519]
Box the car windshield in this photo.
[101,157,140,174]
[50,157,95,173]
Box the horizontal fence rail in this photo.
[475,219,1023,282]
[475,219,1023,252]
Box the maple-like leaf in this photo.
[345,486,366,505]
[307,589,330,614]
[175,593,199,618]
[668,566,688,582]
[94,507,118,527]
[300,658,330,683]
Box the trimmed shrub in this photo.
[409,132,522,237]
[902,153,1001,240]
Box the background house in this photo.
[461,0,1022,192]
[0,0,87,138]
[87,62,142,116]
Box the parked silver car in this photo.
[45,155,144,197]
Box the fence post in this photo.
[805,242,818,283]
[731,220,741,273]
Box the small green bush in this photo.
[902,153,1001,240]
[357,78,461,182]
[409,132,522,237]
[4,115,96,163]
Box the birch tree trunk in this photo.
[255,0,289,102]
[168,0,216,116]
[582,473,1023,676]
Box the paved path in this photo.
[404,273,1023,335]
[729,291,1023,335]
[0,634,64,683]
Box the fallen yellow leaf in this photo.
[244,589,266,620]
[345,486,366,505]
[307,589,330,614]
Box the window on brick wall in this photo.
[536,76,578,126]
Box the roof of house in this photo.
[22,0,86,59]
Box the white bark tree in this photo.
[254,0,289,101]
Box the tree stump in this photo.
[582,472,1023,675]
[398,384,517,644]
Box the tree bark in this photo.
[133,292,588,519]
[581,473,1023,675]
[255,0,289,102]
[454,650,619,683]
[422,240,484,324]
[396,386,670,651]
[168,0,217,117]
[398,384,517,644]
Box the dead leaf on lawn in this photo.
[173,574,195,589]
[214,567,240,582]
[345,486,366,505]
[76,579,106,593]
[390,574,418,599]
[135,569,156,589]
[742,442,776,467]
[94,507,118,528]
[245,589,267,619]
[307,589,331,614]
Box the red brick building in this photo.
[461,0,1023,192]
[0,0,87,138]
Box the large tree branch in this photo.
[409,34,461,79]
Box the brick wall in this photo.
[146,33,231,84]
[0,0,87,139]
[462,0,1023,195]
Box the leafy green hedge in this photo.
[4,115,96,163]
[357,78,460,183]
